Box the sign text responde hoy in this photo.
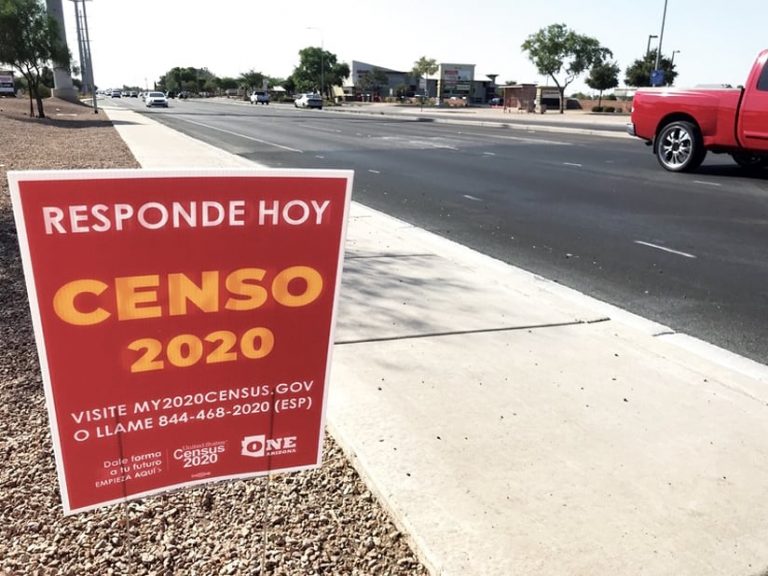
[9,169,353,514]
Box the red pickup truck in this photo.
[628,49,768,172]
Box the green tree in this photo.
[521,23,610,113]
[328,60,350,100]
[239,69,265,96]
[292,46,349,100]
[195,67,216,92]
[624,49,678,87]
[217,76,238,93]
[157,66,219,94]
[0,0,70,118]
[411,56,437,98]
[282,75,296,95]
[358,67,389,99]
[585,60,619,107]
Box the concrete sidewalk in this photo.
[104,104,768,576]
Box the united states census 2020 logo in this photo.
[241,435,298,458]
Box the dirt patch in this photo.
[0,97,428,575]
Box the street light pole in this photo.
[668,50,680,86]
[654,0,669,73]
[646,34,658,59]
[306,27,324,100]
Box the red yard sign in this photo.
[9,169,353,514]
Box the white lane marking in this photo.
[483,152,496,156]
[464,132,572,146]
[179,118,303,152]
[563,162,583,167]
[403,139,457,150]
[368,169,381,174]
[634,240,697,259]
[377,135,460,150]
[694,180,722,187]
[315,155,325,159]
[303,125,343,135]
[463,195,482,202]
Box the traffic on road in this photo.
[103,95,768,363]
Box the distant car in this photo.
[111,90,122,98]
[177,91,189,99]
[489,97,503,107]
[250,90,270,105]
[145,91,168,108]
[294,93,322,109]
[129,91,138,98]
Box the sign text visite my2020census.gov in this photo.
[8,169,353,514]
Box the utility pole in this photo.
[81,0,97,112]
[70,0,97,112]
[73,0,86,93]
[45,0,78,101]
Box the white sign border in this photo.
[8,167,353,515]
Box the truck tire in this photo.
[731,152,768,170]
[656,121,706,172]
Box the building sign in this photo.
[0,70,14,96]
[9,169,353,514]
[441,66,473,87]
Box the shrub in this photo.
[34,85,51,98]
[604,106,615,113]
[592,105,604,112]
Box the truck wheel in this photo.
[656,121,706,172]
[731,152,768,169]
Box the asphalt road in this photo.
[112,97,768,363]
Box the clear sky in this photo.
[62,0,766,93]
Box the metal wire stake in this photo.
[259,472,273,575]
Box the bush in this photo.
[603,106,615,113]
[34,85,51,98]
[592,105,604,112]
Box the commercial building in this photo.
[343,60,499,105]
[343,61,415,101]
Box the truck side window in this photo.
[758,63,768,91]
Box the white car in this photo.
[145,91,168,108]
[250,91,270,105]
[294,93,323,109]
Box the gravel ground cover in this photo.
[0,97,428,576]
